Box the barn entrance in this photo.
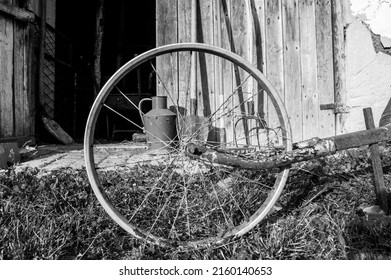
[55,0,156,141]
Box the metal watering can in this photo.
[138,96,177,152]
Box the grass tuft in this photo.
[1,145,391,259]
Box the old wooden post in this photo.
[93,0,105,97]
[38,0,46,111]
[332,0,348,135]
[363,107,389,215]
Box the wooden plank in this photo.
[25,17,35,137]
[231,0,250,146]
[282,0,302,142]
[250,0,265,73]
[265,0,284,142]
[156,0,178,109]
[197,0,214,119]
[37,0,46,112]
[299,0,318,139]
[363,108,389,215]
[178,0,192,115]
[13,20,26,136]
[332,0,347,135]
[93,0,104,96]
[212,0,233,145]
[250,0,266,119]
[26,0,35,138]
[0,136,35,147]
[188,122,391,171]
[221,0,249,146]
[265,0,284,96]
[316,0,335,138]
[0,7,14,138]
[0,1,35,23]
[213,0,222,140]
[364,108,389,215]
[219,0,234,145]
[213,0,222,105]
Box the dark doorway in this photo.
[55,0,156,141]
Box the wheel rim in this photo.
[84,43,292,249]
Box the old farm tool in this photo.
[84,43,390,249]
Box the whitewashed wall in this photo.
[344,0,391,132]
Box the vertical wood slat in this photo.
[332,0,347,135]
[231,0,249,145]
[0,0,33,141]
[219,0,234,144]
[213,0,222,118]
[14,21,27,136]
[282,0,302,142]
[265,0,284,136]
[197,0,214,118]
[156,0,178,108]
[26,0,35,138]
[178,0,192,115]
[250,0,265,120]
[218,0,234,143]
[299,0,318,140]
[156,0,337,143]
[316,0,334,138]
[0,7,14,138]
[93,0,104,96]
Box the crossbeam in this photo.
[0,2,35,22]
[186,124,391,170]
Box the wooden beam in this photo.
[331,0,348,135]
[0,136,35,147]
[37,0,46,113]
[221,0,249,145]
[299,0,319,140]
[93,0,105,97]
[0,2,14,138]
[0,2,35,23]
[363,108,389,215]
[316,0,335,138]
[26,0,36,139]
[282,0,302,142]
[186,122,391,171]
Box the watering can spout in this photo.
[139,96,177,152]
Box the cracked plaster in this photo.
[345,16,391,132]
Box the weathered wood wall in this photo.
[156,0,339,143]
[0,0,35,144]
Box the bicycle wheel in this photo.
[84,43,292,249]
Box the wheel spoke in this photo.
[84,43,291,249]
[103,104,143,130]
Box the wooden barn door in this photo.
[0,1,35,144]
[156,0,337,143]
[266,0,335,142]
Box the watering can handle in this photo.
[138,98,152,126]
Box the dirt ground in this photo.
[14,142,148,174]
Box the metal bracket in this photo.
[320,103,350,114]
